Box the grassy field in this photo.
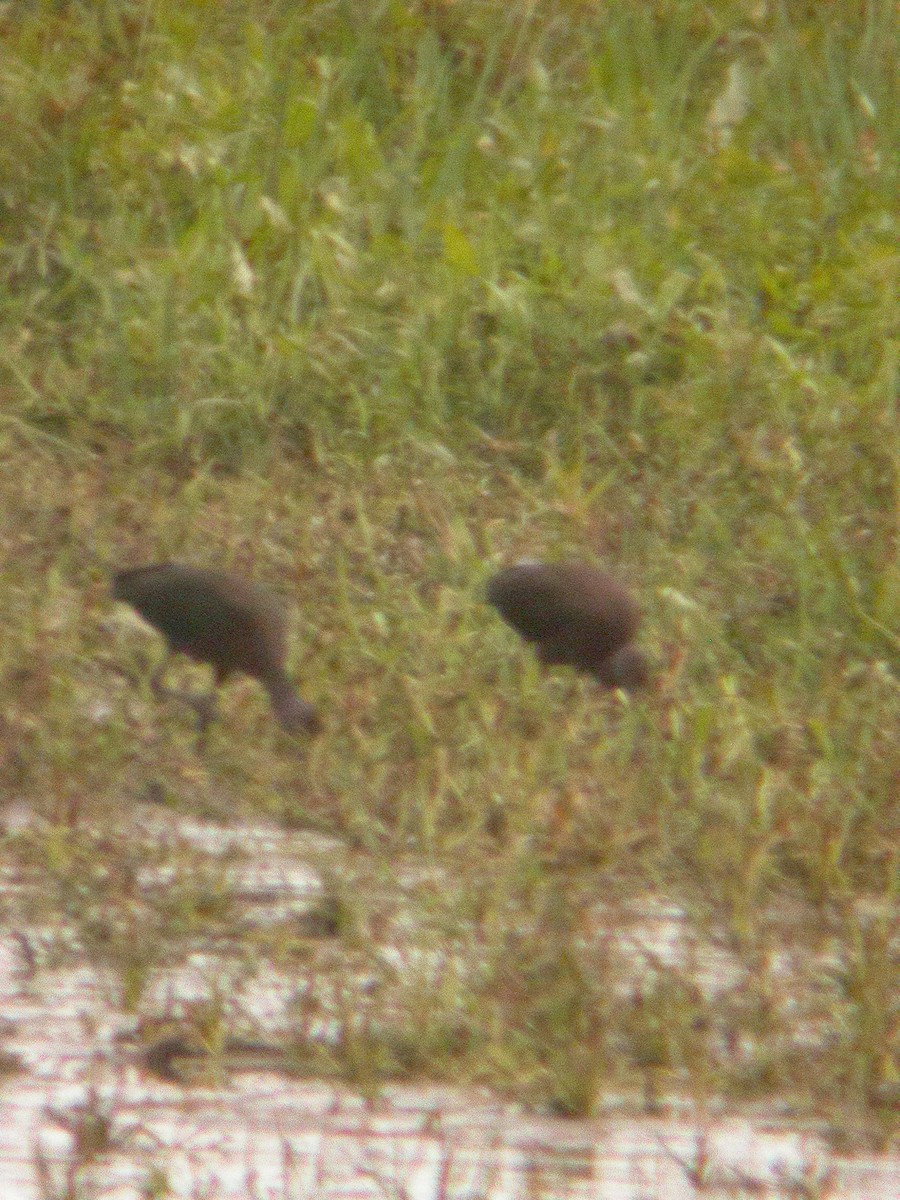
[0,0,897,1158]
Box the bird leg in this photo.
[148,650,219,739]
[192,688,219,746]
[149,650,175,700]
[192,667,229,747]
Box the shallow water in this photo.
[0,806,896,1199]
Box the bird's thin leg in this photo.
[193,688,219,738]
[149,650,196,707]
[149,650,174,699]
[149,651,217,739]
[192,667,226,747]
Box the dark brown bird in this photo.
[487,561,649,689]
[112,563,320,736]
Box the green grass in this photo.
[0,0,897,1147]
